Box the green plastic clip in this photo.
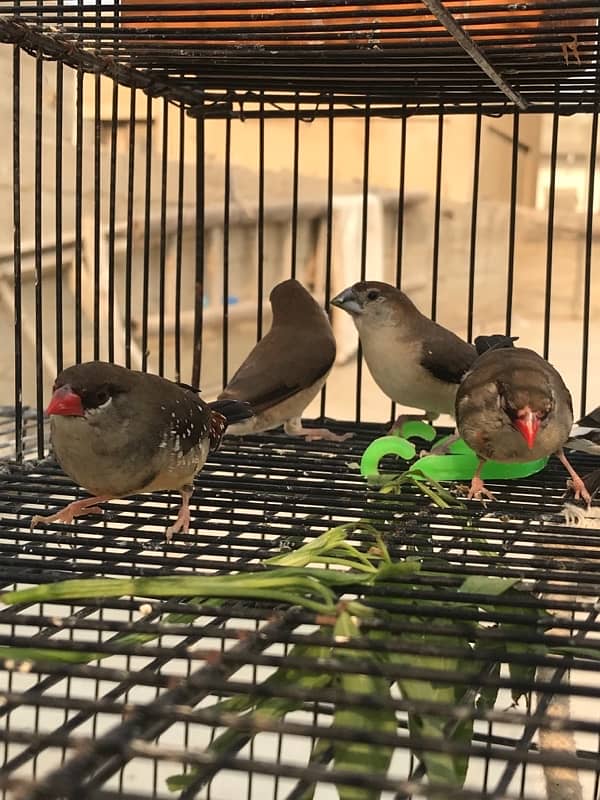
[360,420,548,482]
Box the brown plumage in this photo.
[565,405,600,456]
[219,279,350,441]
[31,361,252,540]
[456,346,591,504]
[331,280,477,427]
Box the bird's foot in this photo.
[388,412,439,435]
[165,487,193,542]
[466,476,496,502]
[388,413,427,435]
[165,507,190,543]
[566,476,592,506]
[284,419,352,442]
[557,449,592,506]
[301,428,353,443]
[30,496,111,530]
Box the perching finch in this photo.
[331,281,477,428]
[31,361,253,540]
[219,278,350,442]
[455,344,591,504]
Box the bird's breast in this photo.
[460,411,571,462]
[358,327,457,416]
[50,415,210,497]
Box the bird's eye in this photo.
[96,389,110,406]
[367,290,379,301]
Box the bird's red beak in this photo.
[513,408,540,450]
[46,384,85,417]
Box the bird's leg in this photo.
[467,459,496,502]
[389,411,438,435]
[283,418,353,443]
[165,484,194,542]
[426,429,460,457]
[556,448,592,505]
[30,495,114,530]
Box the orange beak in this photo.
[513,409,540,450]
[46,384,85,417]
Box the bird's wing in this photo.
[220,327,335,413]
[577,406,600,427]
[419,323,477,384]
[566,428,600,456]
[155,386,212,456]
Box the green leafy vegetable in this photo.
[331,611,397,800]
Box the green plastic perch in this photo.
[360,420,549,482]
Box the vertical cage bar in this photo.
[141,94,153,373]
[12,44,22,462]
[222,116,231,390]
[124,87,137,369]
[391,113,407,422]
[191,114,205,390]
[594,731,600,799]
[355,106,371,424]
[505,113,520,335]
[34,54,44,457]
[542,110,559,360]
[290,104,300,279]
[580,109,598,416]
[431,113,444,321]
[320,106,335,420]
[466,112,482,343]
[107,81,119,364]
[256,99,265,342]
[174,106,185,383]
[54,59,64,373]
[158,98,169,377]
[395,115,407,290]
[74,69,84,364]
[93,71,102,360]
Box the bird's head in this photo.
[47,363,127,420]
[498,384,552,450]
[269,278,327,323]
[331,281,408,324]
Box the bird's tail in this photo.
[207,399,254,451]
[474,334,519,356]
[209,399,254,425]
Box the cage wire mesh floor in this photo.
[0,421,599,800]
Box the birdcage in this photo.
[0,2,599,800]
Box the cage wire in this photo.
[0,2,599,800]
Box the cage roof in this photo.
[0,1,598,117]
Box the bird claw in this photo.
[165,506,191,542]
[298,428,353,443]
[466,477,496,503]
[566,476,592,506]
[30,502,106,530]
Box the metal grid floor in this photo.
[0,422,599,800]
